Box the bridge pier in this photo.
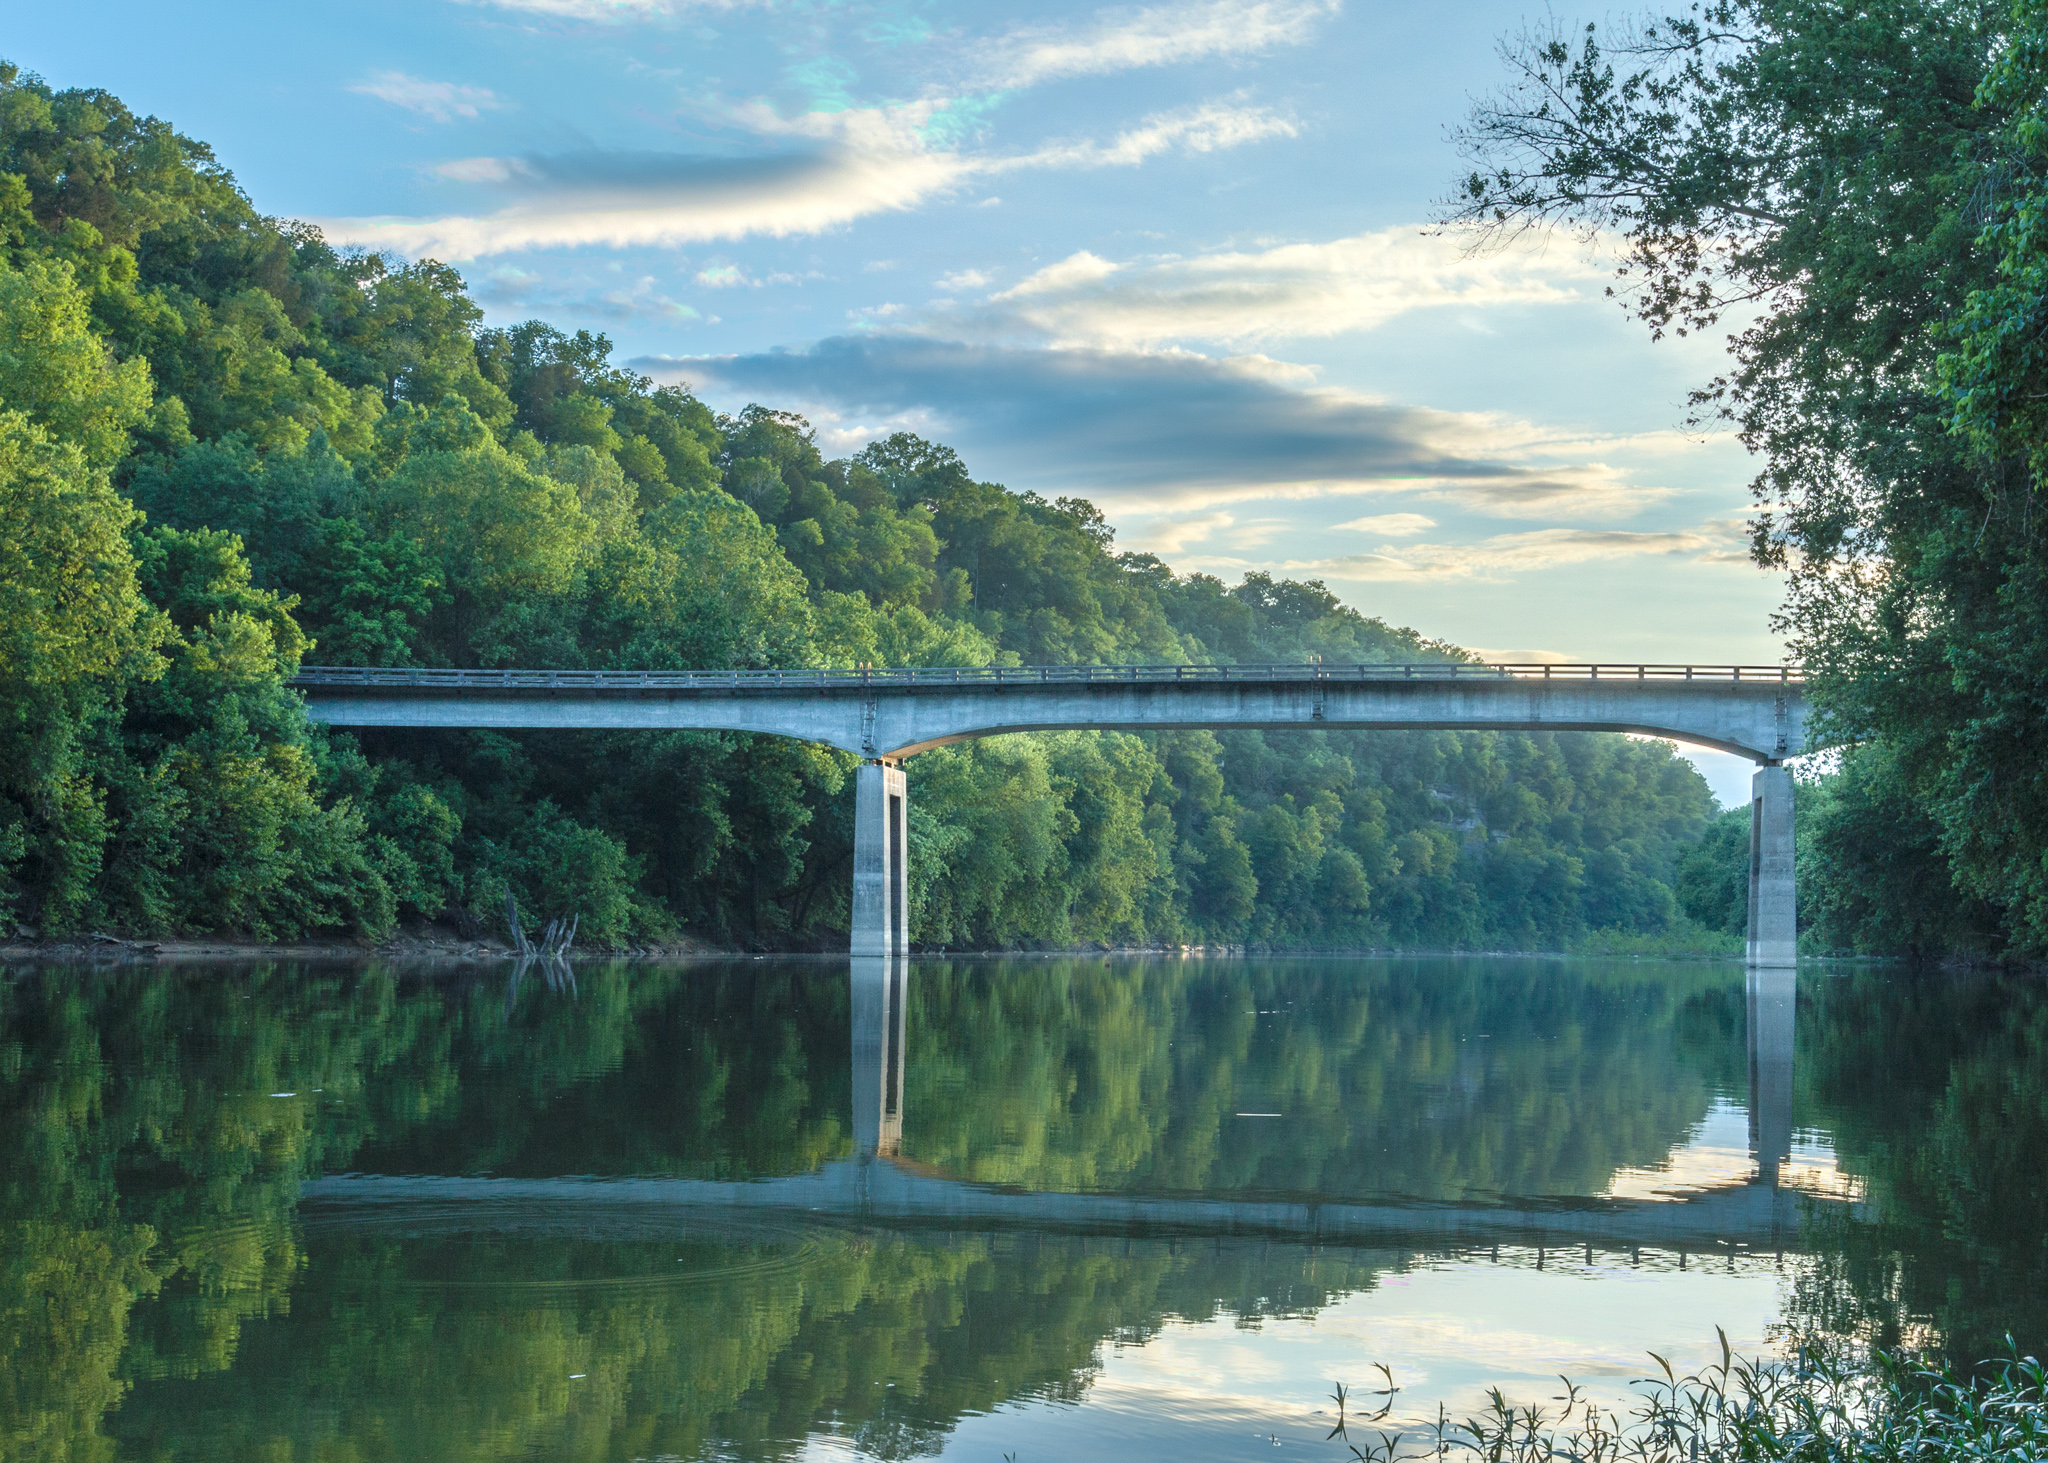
[852,762,910,958]
[1746,764,1797,967]
[851,957,909,1156]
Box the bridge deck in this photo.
[295,661,1798,694]
[293,661,1808,763]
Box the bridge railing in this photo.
[292,662,1802,692]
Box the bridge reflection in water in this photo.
[851,956,909,1157]
[831,959,1831,1254]
[306,961,1841,1259]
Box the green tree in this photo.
[1445,0,2046,954]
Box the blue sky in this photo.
[19,0,1784,797]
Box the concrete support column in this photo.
[850,957,909,1156]
[852,761,909,958]
[1747,964,1795,1188]
[1746,763,1797,968]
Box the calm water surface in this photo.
[3,955,2045,1461]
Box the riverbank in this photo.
[0,933,1781,964]
[0,932,718,963]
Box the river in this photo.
[1,954,2043,1461]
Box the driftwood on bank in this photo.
[504,893,532,957]
[504,895,578,960]
[502,896,579,1014]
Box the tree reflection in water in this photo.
[0,955,2041,1461]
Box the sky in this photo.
[15,0,1786,800]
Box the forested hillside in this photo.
[0,62,1723,950]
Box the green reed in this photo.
[1325,1332,2048,1463]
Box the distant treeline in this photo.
[0,60,1759,951]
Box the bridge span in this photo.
[294,662,1806,966]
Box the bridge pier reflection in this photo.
[851,958,909,1156]
[1748,964,1795,1188]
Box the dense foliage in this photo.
[1448,0,2048,957]
[0,61,1723,950]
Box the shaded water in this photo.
[2,955,2045,1461]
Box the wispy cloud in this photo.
[1004,100,1295,171]
[1269,525,1751,583]
[1125,510,1291,556]
[981,0,1340,87]
[1464,646,1583,663]
[321,99,1292,260]
[325,106,964,258]
[1332,511,1436,536]
[1132,510,1238,555]
[636,334,1678,520]
[350,71,508,123]
[447,0,722,20]
[961,227,1596,347]
[473,265,702,322]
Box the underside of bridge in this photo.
[295,663,1803,966]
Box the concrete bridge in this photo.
[294,661,1807,966]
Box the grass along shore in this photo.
[1322,1338,2047,1463]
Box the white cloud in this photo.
[1133,511,1237,555]
[936,268,992,291]
[973,227,1599,347]
[696,264,750,287]
[1465,646,1582,664]
[982,0,1339,88]
[1125,510,1290,556]
[351,71,507,124]
[1006,101,1297,170]
[1003,251,1119,294]
[321,98,1293,260]
[473,265,702,322]
[434,156,518,182]
[1332,512,1435,536]
[448,0,722,19]
[1113,465,1670,520]
[1275,525,1750,583]
[325,107,964,259]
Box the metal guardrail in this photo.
[293,663,1801,692]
